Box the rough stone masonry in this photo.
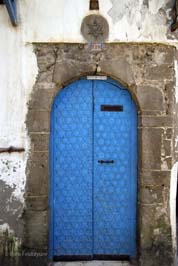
[21,43,176,266]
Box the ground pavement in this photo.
[53,261,131,266]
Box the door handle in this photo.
[98,160,114,164]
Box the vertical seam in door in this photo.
[92,80,94,257]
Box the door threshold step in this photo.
[53,261,131,266]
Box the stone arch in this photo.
[53,73,140,113]
[24,43,175,266]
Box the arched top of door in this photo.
[54,75,141,112]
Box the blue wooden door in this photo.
[93,80,137,258]
[50,78,137,260]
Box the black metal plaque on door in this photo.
[101,105,123,112]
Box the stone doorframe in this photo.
[24,43,176,266]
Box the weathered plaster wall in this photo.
[18,0,178,43]
[0,0,178,265]
[0,4,38,258]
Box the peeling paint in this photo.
[0,223,13,234]
[149,0,167,15]
[108,0,140,23]
[0,225,22,258]
[0,157,25,202]
[0,180,24,237]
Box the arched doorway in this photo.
[49,78,138,261]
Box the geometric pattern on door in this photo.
[49,78,137,260]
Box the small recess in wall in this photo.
[171,0,178,31]
[90,0,99,10]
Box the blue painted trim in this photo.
[4,0,17,26]
[49,100,55,260]
[130,99,138,258]
[91,80,94,255]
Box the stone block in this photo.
[139,115,173,127]
[138,185,168,205]
[99,59,135,86]
[139,170,171,187]
[30,133,49,152]
[102,44,126,60]
[28,89,54,111]
[136,85,164,112]
[26,111,50,133]
[140,246,173,266]
[139,203,173,266]
[139,128,163,170]
[37,68,54,84]
[35,45,56,71]
[53,60,95,84]
[25,196,48,211]
[138,203,171,248]
[127,45,175,65]
[26,152,49,196]
[145,64,174,81]
[145,46,175,65]
[23,210,48,250]
[34,82,56,90]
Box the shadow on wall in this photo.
[170,162,178,266]
[177,177,178,252]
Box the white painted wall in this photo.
[0,0,178,244]
[19,0,174,43]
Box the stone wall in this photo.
[25,43,176,266]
